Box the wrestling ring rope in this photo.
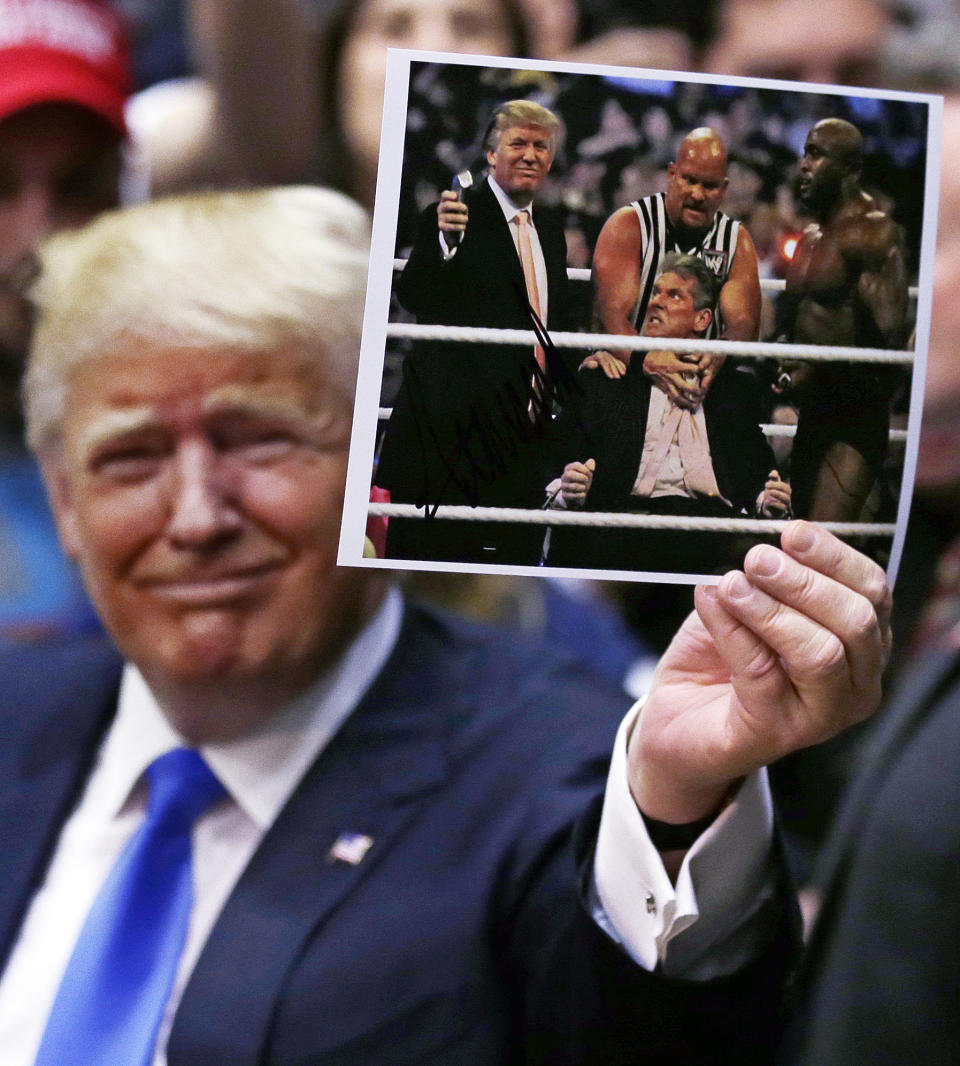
[373,403,908,443]
[372,282,910,540]
[392,259,920,299]
[367,502,896,539]
[384,323,913,365]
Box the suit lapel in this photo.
[473,179,527,300]
[168,607,454,1065]
[0,641,121,967]
[610,366,648,498]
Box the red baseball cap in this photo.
[0,0,132,134]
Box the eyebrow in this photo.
[75,408,158,461]
[200,385,318,423]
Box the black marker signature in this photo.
[399,333,585,517]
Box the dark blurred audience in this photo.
[126,0,318,194]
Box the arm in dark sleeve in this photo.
[396,203,461,320]
[508,795,801,1065]
[706,364,779,511]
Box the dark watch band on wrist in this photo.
[641,809,719,851]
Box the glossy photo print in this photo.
[339,49,941,585]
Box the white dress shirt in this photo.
[0,589,404,1066]
[0,590,773,1065]
[633,386,728,502]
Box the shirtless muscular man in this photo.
[779,117,908,521]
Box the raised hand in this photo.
[560,459,596,508]
[628,521,891,825]
[437,190,469,239]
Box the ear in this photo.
[667,161,677,181]
[39,452,83,562]
[485,148,496,170]
[694,307,713,335]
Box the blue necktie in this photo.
[34,748,226,1066]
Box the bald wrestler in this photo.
[588,127,761,409]
[778,117,908,521]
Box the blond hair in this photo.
[484,100,564,158]
[25,185,370,453]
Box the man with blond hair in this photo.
[380,99,572,565]
[0,185,892,1065]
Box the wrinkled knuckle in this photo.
[742,643,779,682]
[812,632,846,674]
[791,564,820,607]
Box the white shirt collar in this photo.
[98,586,404,830]
[487,174,535,224]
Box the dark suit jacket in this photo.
[0,602,796,1065]
[378,178,572,513]
[562,359,774,513]
[548,361,777,571]
[791,647,960,1065]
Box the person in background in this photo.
[0,0,131,641]
[787,96,960,1066]
[704,5,960,1057]
[127,0,323,196]
[319,0,533,208]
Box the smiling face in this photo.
[42,341,378,736]
[664,135,728,241]
[485,123,553,204]
[643,271,712,339]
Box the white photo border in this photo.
[339,48,942,586]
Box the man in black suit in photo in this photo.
[378,100,572,565]
[549,254,790,574]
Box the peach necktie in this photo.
[514,211,547,377]
[634,402,721,498]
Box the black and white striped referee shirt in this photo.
[628,192,742,338]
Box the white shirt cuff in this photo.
[438,231,458,259]
[593,701,776,978]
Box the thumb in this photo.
[586,458,596,472]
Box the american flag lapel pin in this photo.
[327,832,374,866]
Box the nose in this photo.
[166,440,243,549]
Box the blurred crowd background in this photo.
[4,0,960,886]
